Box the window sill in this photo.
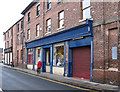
[45,31,51,35]
[36,15,40,19]
[35,36,39,39]
[57,0,62,4]
[27,21,31,24]
[79,17,93,23]
[57,26,64,31]
[46,8,51,13]
[26,39,30,42]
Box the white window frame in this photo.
[82,0,91,20]
[46,18,51,33]
[58,11,64,29]
[36,24,40,37]
[27,29,30,40]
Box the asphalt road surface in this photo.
[0,63,100,92]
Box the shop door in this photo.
[45,48,50,73]
[73,46,91,80]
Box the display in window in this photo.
[53,46,64,66]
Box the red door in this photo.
[73,46,91,80]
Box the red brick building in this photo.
[3,0,120,86]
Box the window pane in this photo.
[37,24,39,30]
[48,19,51,26]
[60,11,64,20]
[60,19,64,28]
[53,45,64,66]
[82,0,90,9]
[83,8,91,19]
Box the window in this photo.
[46,19,51,33]
[36,48,41,64]
[7,41,9,48]
[37,4,40,16]
[28,48,33,64]
[53,43,64,66]
[17,24,19,32]
[21,20,24,30]
[47,0,51,10]
[21,49,23,60]
[82,0,91,19]
[17,34,19,45]
[28,12,30,23]
[21,33,23,44]
[36,24,39,37]
[5,42,6,48]
[4,34,6,40]
[8,32,9,38]
[11,28,13,37]
[58,11,64,28]
[27,29,30,40]
[11,39,13,46]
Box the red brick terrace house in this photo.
[3,0,120,86]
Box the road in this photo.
[0,63,100,92]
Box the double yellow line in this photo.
[16,70,98,92]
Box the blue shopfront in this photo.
[25,20,93,81]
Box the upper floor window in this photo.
[37,4,40,16]
[8,32,9,38]
[17,24,19,32]
[82,0,91,19]
[11,28,13,37]
[27,29,30,40]
[11,38,13,46]
[58,11,64,28]
[28,12,31,23]
[46,18,51,33]
[7,41,9,48]
[47,0,51,10]
[36,24,40,37]
[21,20,24,30]
[17,34,19,45]
[4,34,6,40]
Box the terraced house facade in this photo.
[3,0,120,86]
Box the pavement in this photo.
[2,64,120,92]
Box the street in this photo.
[0,64,100,92]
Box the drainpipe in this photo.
[117,14,120,86]
[43,0,45,37]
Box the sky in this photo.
[0,0,33,49]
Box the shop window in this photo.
[82,0,91,19]
[36,48,41,64]
[28,49,33,64]
[53,44,64,66]
[58,11,64,28]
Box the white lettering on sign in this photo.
[112,47,117,60]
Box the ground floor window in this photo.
[36,47,41,64]
[53,43,64,66]
[28,48,33,64]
